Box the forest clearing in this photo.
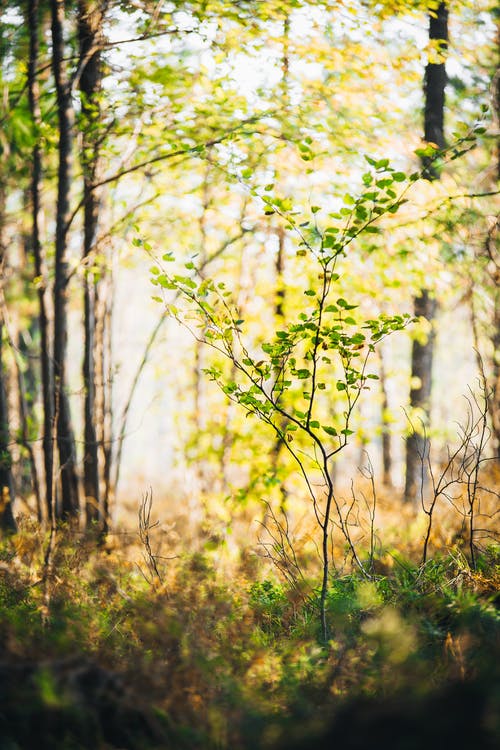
[0,0,499,748]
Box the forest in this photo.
[0,0,499,748]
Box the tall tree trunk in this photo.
[28,0,54,523]
[0,187,17,534]
[404,2,448,505]
[78,0,104,530]
[51,0,80,519]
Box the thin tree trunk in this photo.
[29,0,54,523]
[78,0,104,530]
[51,0,80,519]
[404,2,448,505]
[404,290,437,505]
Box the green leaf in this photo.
[322,425,338,436]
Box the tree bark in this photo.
[404,2,448,505]
[404,290,438,504]
[51,0,80,519]
[78,0,104,530]
[28,0,54,523]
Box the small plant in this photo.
[411,366,498,569]
[150,159,416,639]
[137,488,177,586]
[249,579,289,634]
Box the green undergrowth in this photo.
[0,527,498,749]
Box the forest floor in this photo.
[0,483,499,750]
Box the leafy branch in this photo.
[149,158,416,639]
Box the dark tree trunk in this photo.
[78,0,104,530]
[421,3,448,177]
[404,290,438,504]
[51,0,80,519]
[28,0,54,523]
[404,2,448,505]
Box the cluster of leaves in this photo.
[151,160,414,452]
